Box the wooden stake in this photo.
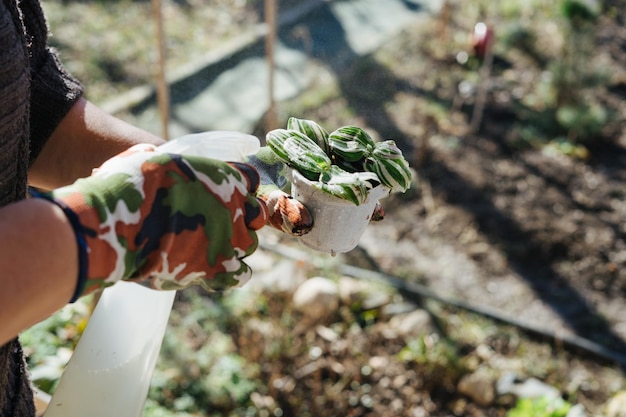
[152,0,170,140]
[438,0,450,44]
[265,0,278,132]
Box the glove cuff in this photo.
[31,190,89,302]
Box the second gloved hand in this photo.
[247,147,314,236]
[247,146,385,235]
[37,144,268,299]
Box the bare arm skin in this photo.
[29,98,165,189]
[0,98,165,343]
[0,198,78,345]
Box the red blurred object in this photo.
[470,22,494,58]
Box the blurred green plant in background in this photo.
[506,395,572,417]
[20,297,92,393]
[504,0,610,156]
[145,290,263,416]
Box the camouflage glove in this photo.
[35,144,268,301]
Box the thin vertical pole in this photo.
[469,25,494,135]
[265,0,278,132]
[152,0,170,140]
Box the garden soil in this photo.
[265,1,626,360]
[230,1,626,413]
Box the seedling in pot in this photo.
[266,118,412,205]
[265,117,413,254]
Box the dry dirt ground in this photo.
[367,11,626,357]
[285,2,626,358]
[244,1,626,415]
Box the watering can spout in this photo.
[43,131,261,417]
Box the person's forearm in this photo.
[0,198,78,345]
[28,98,165,189]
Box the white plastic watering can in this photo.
[43,131,261,417]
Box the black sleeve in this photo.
[21,0,84,164]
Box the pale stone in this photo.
[605,391,626,417]
[292,276,340,323]
[246,258,307,294]
[457,368,496,406]
[338,276,370,305]
[566,404,588,417]
[387,309,434,338]
[519,378,560,399]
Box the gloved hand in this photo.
[35,144,268,301]
[247,147,314,236]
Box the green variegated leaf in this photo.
[317,166,379,205]
[365,145,412,192]
[372,140,404,159]
[362,140,412,192]
[287,117,331,154]
[266,129,332,179]
[319,182,362,205]
[265,129,291,161]
[332,157,366,174]
[328,126,376,162]
[270,118,412,204]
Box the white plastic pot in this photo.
[290,169,390,254]
[43,131,260,417]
